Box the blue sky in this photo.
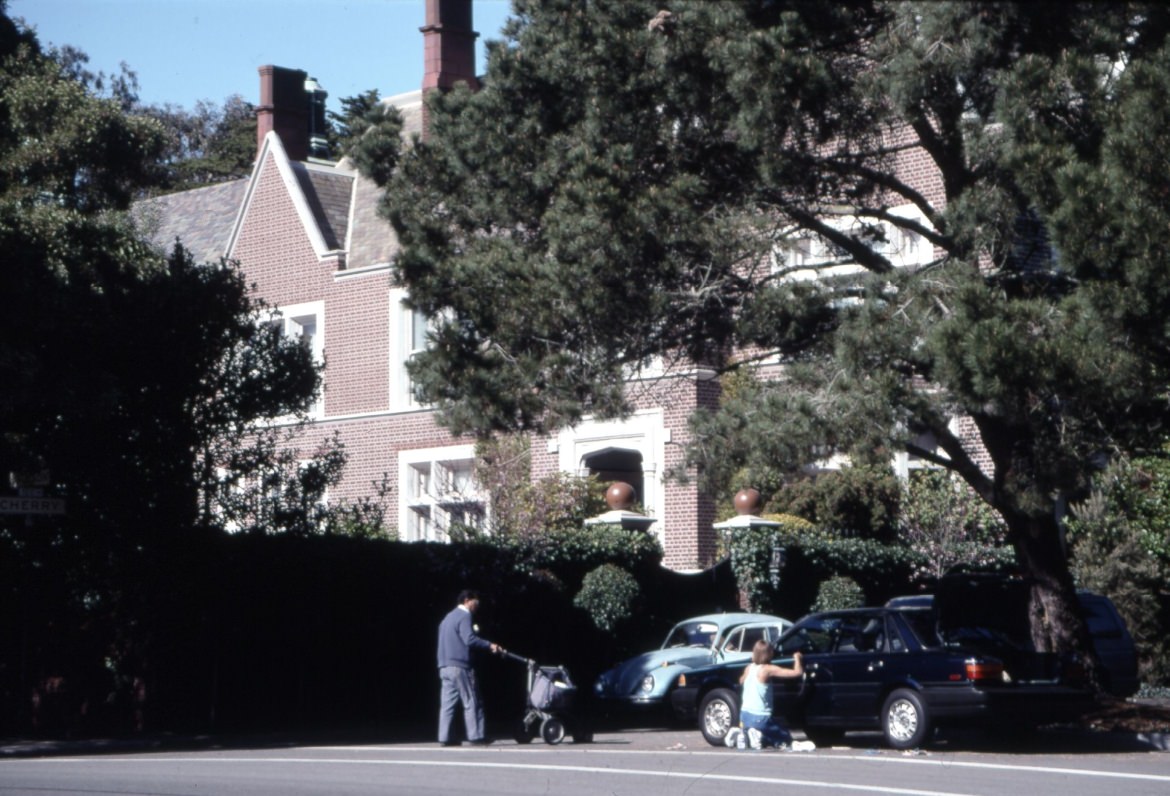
[9,0,514,114]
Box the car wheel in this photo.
[699,688,739,747]
[541,717,566,745]
[882,688,930,749]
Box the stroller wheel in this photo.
[514,720,535,744]
[540,717,566,745]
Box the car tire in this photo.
[882,688,930,749]
[699,688,739,747]
[541,717,566,745]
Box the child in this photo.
[725,640,807,750]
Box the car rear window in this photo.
[899,609,944,649]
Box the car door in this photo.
[772,615,838,725]
[814,612,892,724]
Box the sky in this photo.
[9,0,514,114]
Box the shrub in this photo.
[1068,456,1170,686]
[812,575,865,611]
[897,469,1009,584]
[574,564,641,632]
[772,465,902,542]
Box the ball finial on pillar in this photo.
[605,482,636,510]
[733,488,762,516]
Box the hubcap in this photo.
[887,699,918,742]
[703,700,732,738]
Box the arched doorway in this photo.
[582,447,644,507]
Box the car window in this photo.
[764,623,787,642]
[722,627,744,652]
[739,625,767,652]
[900,609,943,649]
[665,621,719,648]
[778,616,840,655]
[831,614,884,653]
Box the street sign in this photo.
[0,496,66,515]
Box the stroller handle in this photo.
[499,649,534,666]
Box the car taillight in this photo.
[965,659,1004,682]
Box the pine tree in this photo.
[358,0,1170,677]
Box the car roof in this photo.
[672,612,787,628]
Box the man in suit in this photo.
[437,589,502,746]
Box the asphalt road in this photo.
[2,727,1169,796]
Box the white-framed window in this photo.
[398,444,485,542]
[389,288,433,411]
[264,300,325,418]
[774,204,933,281]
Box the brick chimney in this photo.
[420,0,479,136]
[256,65,310,161]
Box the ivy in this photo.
[729,522,1013,616]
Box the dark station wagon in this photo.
[671,602,1096,749]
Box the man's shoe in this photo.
[439,740,461,747]
[468,738,492,746]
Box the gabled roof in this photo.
[138,90,425,271]
[226,131,355,261]
[292,162,352,251]
[136,178,249,265]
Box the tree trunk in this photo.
[1006,510,1102,690]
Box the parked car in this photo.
[887,577,1139,698]
[670,603,1096,749]
[1075,590,1140,698]
[593,612,791,712]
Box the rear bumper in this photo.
[925,684,1096,726]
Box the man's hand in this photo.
[490,643,501,654]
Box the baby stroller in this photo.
[502,651,592,744]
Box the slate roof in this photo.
[293,163,354,251]
[136,179,249,265]
[137,88,424,270]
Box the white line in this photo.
[16,747,1170,788]
[315,745,1170,785]
[825,753,1170,783]
[11,757,975,796]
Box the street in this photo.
[3,727,1169,795]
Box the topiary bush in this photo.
[811,575,865,611]
[574,563,641,632]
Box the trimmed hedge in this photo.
[729,523,1014,617]
[1,528,735,739]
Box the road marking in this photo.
[827,752,1170,783]
[319,745,1170,785]
[13,757,976,795]
[14,748,1170,789]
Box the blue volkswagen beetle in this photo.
[593,612,791,711]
